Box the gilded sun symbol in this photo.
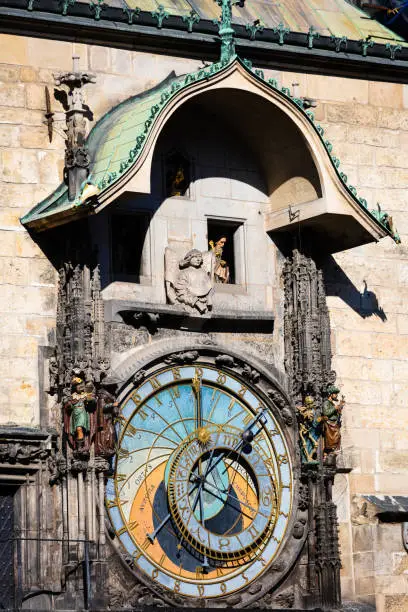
[197,426,211,445]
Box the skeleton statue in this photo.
[165,247,214,314]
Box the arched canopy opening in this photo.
[22,59,393,251]
[150,87,322,213]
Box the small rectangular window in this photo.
[207,219,245,286]
[111,213,150,282]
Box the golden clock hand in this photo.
[192,372,202,430]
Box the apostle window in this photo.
[111,213,150,282]
[207,219,245,286]
[164,150,191,198]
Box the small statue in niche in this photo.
[165,247,214,314]
[170,167,187,196]
[64,374,96,452]
[296,396,321,463]
[322,385,345,454]
[95,378,119,459]
[165,150,190,197]
[209,236,230,284]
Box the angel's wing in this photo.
[202,250,215,282]
[164,247,180,304]
[164,247,180,284]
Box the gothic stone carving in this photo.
[283,249,336,406]
[164,350,199,364]
[54,55,95,201]
[164,247,214,314]
[51,262,109,395]
[0,428,54,465]
[284,250,342,609]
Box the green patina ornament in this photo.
[385,43,402,61]
[273,22,290,45]
[307,26,320,49]
[123,6,140,25]
[59,0,75,16]
[359,37,374,57]
[182,9,200,33]
[90,0,104,20]
[214,0,245,64]
[151,5,169,28]
[246,19,264,41]
[330,35,347,53]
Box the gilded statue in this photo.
[64,375,96,452]
[165,247,214,314]
[170,167,187,196]
[209,236,230,284]
[296,396,321,463]
[322,385,345,454]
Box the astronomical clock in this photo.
[106,352,301,606]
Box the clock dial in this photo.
[106,364,293,599]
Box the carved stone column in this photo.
[283,249,342,610]
[54,55,95,201]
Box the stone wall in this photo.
[0,32,407,609]
[270,69,408,611]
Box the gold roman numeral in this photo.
[105,499,118,509]
[238,385,246,397]
[150,376,161,390]
[243,414,253,426]
[128,520,139,530]
[124,423,137,437]
[132,392,142,405]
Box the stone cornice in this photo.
[0,426,57,472]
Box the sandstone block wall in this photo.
[0,33,407,609]
[270,70,408,611]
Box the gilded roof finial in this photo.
[214,0,245,64]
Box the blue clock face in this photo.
[106,364,293,600]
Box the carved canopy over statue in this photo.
[165,247,214,314]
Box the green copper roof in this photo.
[29,0,406,44]
[20,54,400,243]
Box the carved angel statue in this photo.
[165,247,214,314]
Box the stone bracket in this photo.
[0,426,57,477]
[105,299,274,333]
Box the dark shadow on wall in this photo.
[320,255,387,322]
